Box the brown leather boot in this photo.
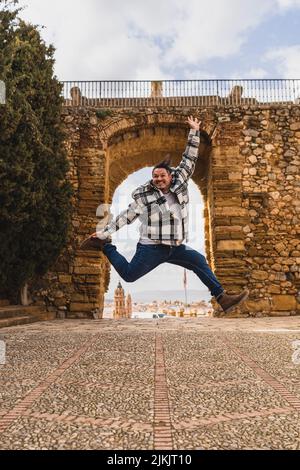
[80,235,112,251]
[216,289,249,314]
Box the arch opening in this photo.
[103,125,214,319]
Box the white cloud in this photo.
[180,67,217,80]
[164,0,274,68]
[245,68,269,79]
[19,0,168,80]
[276,0,300,9]
[229,67,269,79]
[265,45,300,77]
[18,0,280,80]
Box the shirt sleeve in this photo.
[174,129,200,184]
[101,200,142,236]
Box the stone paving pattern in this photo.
[1,316,300,449]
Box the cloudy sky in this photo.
[17,0,300,300]
[18,0,300,80]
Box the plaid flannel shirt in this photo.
[102,129,200,246]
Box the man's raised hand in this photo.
[187,115,201,131]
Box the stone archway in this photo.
[104,123,214,303]
[31,106,300,318]
[101,115,216,312]
[36,111,220,318]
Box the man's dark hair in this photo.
[152,155,172,174]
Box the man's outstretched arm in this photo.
[174,116,201,184]
[93,200,142,239]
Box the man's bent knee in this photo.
[122,272,139,283]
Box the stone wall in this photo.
[30,105,300,318]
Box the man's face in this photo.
[152,168,172,193]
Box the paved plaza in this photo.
[0,316,300,450]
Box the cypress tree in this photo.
[0,0,72,303]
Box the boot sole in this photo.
[79,237,107,251]
[223,289,249,314]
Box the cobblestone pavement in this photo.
[1,316,300,450]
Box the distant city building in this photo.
[126,294,132,317]
[113,281,132,319]
[107,286,210,320]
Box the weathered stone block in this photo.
[74,266,100,275]
[58,275,72,284]
[268,284,281,294]
[252,270,269,281]
[215,226,243,233]
[245,299,271,312]
[217,240,245,251]
[269,311,292,317]
[71,293,89,302]
[215,208,248,217]
[71,294,99,304]
[271,295,297,310]
[69,302,97,312]
[54,298,67,307]
[85,275,102,283]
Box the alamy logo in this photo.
[0,340,6,365]
[291,340,300,365]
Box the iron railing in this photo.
[61,79,300,108]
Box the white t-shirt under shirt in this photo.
[139,190,183,246]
